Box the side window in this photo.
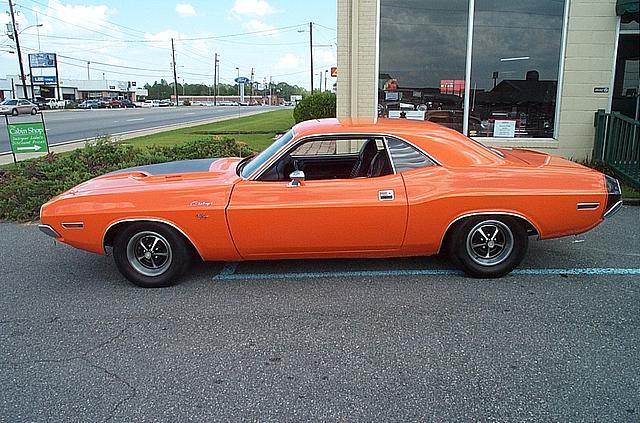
[290,139,368,157]
[386,136,436,172]
[259,137,392,181]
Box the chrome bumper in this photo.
[38,224,60,238]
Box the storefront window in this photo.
[470,0,565,138]
[378,0,469,129]
[378,0,566,139]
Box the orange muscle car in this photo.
[39,118,622,287]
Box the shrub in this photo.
[0,137,252,222]
[293,92,336,123]
[183,100,191,106]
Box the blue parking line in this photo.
[213,266,640,281]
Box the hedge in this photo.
[0,137,252,222]
[293,92,336,123]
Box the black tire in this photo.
[450,216,528,278]
[31,108,37,115]
[11,108,18,116]
[113,222,192,288]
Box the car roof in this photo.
[291,118,502,167]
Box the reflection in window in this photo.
[470,0,565,138]
[377,0,567,139]
[378,0,468,131]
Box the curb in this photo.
[623,198,640,206]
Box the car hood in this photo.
[52,157,242,199]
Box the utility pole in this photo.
[319,72,322,93]
[171,38,179,106]
[269,76,273,105]
[250,67,254,105]
[309,22,314,94]
[87,62,90,80]
[8,0,28,99]
[213,53,218,106]
[324,70,328,92]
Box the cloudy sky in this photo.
[0,0,337,89]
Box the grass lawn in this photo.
[125,108,295,151]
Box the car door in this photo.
[18,100,30,114]
[226,137,408,258]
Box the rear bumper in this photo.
[603,175,622,219]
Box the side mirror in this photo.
[287,170,305,187]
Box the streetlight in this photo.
[236,67,240,98]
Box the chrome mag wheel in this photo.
[465,220,514,267]
[126,231,173,277]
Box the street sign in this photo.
[7,122,48,154]
[234,76,250,84]
[330,66,337,77]
[32,75,57,84]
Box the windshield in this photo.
[240,129,295,178]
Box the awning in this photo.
[617,0,639,22]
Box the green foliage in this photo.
[0,137,252,222]
[293,92,336,123]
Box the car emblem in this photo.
[190,201,212,207]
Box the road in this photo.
[0,106,280,154]
[0,207,639,422]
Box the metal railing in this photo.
[593,109,640,189]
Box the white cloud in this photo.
[274,53,302,70]
[316,47,337,67]
[144,29,181,42]
[231,0,274,17]
[242,19,276,34]
[175,3,197,17]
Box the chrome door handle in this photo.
[378,190,394,201]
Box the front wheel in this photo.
[31,108,37,115]
[450,216,528,278]
[113,222,192,288]
[11,108,18,116]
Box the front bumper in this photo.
[38,224,60,239]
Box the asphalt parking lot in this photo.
[1,206,638,422]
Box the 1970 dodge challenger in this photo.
[39,118,622,287]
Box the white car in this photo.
[0,99,39,115]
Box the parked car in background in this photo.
[158,99,172,107]
[78,99,100,109]
[120,99,137,108]
[108,98,123,108]
[0,99,39,115]
[38,118,622,288]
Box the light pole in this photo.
[8,0,43,99]
[236,67,240,98]
[324,70,328,92]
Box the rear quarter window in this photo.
[386,136,437,172]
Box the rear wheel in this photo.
[450,216,528,278]
[30,108,37,115]
[113,222,192,288]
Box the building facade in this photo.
[337,0,639,160]
[0,76,146,102]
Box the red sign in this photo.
[440,79,465,96]
[330,66,337,77]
